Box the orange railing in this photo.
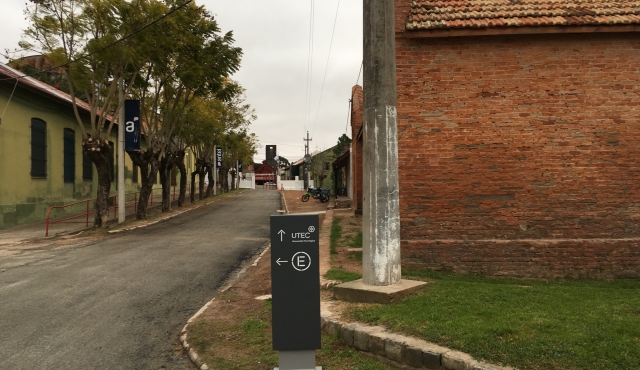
[45,184,202,236]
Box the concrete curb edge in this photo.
[319,308,515,370]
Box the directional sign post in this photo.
[270,214,321,370]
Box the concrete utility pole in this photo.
[362,0,401,286]
[303,131,312,189]
[117,77,125,224]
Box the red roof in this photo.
[407,1,640,31]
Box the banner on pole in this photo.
[124,100,141,151]
[216,147,223,168]
[238,161,242,173]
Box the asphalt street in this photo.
[0,189,281,369]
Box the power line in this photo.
[0,0,194,83]
[311,0,341,136]
[303,0,316,135]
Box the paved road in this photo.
[0,189,281,369]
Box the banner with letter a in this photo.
[124,100,141,151]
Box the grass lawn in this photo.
[336,269,640,370]
[188,300,395,370]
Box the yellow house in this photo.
[0,62,146,229]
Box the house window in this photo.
[324,161,330,171]
[82,149,93,180]
[30,118,47,178]
[132,163,138,183]
[63,128,75,183]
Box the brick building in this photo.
[350,85,364,215]
[376,0,640,279]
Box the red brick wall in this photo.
[395,29,640,278]
[351,85,364,215]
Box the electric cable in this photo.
[0,0,194,82]
[303,0,315,136]
[311,0,341,136]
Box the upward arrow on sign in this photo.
[278,230,285,241]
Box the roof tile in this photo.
[406,0,640,31]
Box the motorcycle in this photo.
[301,187,330,202]
[318,188,331,203]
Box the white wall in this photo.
[279,179,313,191]
[239,173,255,189]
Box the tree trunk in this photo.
[198,167,206,200]
[128,150,160,219]
[206,165,214,197]
[159,156,171,212]
[177,151,187,207]
[190,171,197,203]
[83,140,112,227]
[221,166,229,193]
[160,153,180,212]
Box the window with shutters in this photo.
[82,150,93,180]
[63,128,75,183]
[30,118,47,178]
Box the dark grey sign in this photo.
[124,99,140,151]
[270,214,321,351]
[216,147,223,168]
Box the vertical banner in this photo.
[238,161,242,173]
[216,147,223,168]
[124,100,141,151]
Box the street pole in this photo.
[117,77,125,224]
[362,0,401,286]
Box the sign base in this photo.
[275,350,320,370]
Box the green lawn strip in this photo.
[330,216,343,254]
[189,299,395,369]
[325,268,362,282]
[348,230,363,248]
[347,270,640,370]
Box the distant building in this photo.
[265,145,277,170]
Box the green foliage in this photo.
[330,216,342,254]
[348,231,363,248]
[349,271,640,370]
[276,156,290,168]
[324,268,361,282]
[333,133,352,156]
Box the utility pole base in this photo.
[333,279,427,304]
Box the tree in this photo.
[276,156,290,169]
[127,1,241,218]
[22,0,157,226]
[181,97,223,202]
[333,133,352,157]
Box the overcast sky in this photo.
[0,0,363,163]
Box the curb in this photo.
[320,303,514,370]
[179,245,271,370]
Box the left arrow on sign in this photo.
[278,230,285,241]
[276,258,288,266]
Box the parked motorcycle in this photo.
[301,187,329,202]
[318,188,331,203]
